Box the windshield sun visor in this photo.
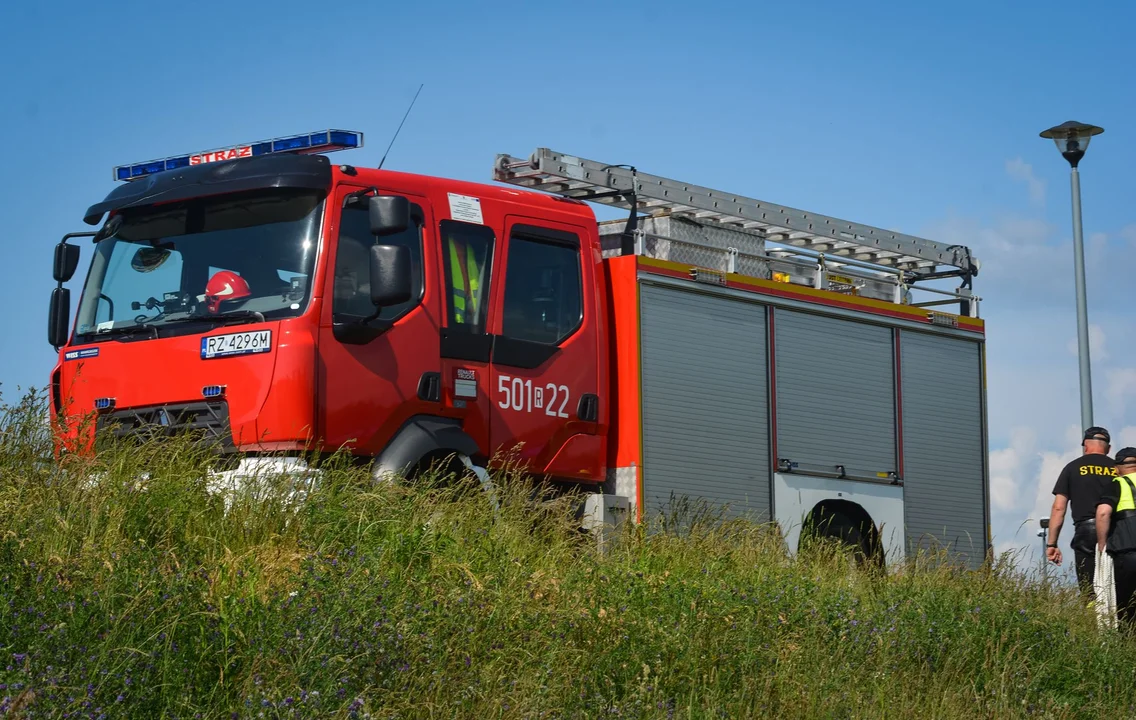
[83,153,333,226]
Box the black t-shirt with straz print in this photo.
[1052,453,1117,523]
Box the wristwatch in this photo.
[1047,543,1058,548]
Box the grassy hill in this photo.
[2,388,1134,719]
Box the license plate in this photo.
[200,329,272,359]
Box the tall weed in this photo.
[1,387,1133,719]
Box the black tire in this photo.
[800,500,885,570]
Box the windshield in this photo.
[74,188,325,340]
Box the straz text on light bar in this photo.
[192,146,252,165]
[112,129,364,182]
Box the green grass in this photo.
[2,386,1135,719]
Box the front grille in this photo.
[96,400,233,451]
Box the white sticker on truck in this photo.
[454,379,478,398]
[448,193,484,224]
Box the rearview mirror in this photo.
[368,195,410,237]
[48,287,71,347]
[53,242,81,283]
[369,244,412,308]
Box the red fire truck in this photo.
[47,130,989,567]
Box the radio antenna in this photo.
[378,83,424,170]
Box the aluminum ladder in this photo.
[492,147,979,278]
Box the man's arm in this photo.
[1096,502,1111,550]
[1047,494,1068,564]
[1096,477,1119,551]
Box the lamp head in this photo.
[1040,121,1104,168]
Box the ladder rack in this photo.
[493,148,979,278]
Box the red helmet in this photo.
[204,270,251,313]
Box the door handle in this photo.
[417,372,441,402]
[577,393,599,422]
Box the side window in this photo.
[332,202,424,321]
[440,220,494,333]
[501,229,582,345]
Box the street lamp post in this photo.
[1040,120,1104,431]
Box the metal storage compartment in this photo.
[638,281,772,523]
[773,309,898,478]
[900,329,988,567]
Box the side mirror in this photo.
[369,244,412,308]
[49,287,71,347]
[368,195,410,237]
[53,242,81,283]
[131,246,172,273]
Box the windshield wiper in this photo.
[91,323,160,340]
[165,310,267,328]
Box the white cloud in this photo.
[1087,231,1111,267]
[1115,426,1136,450]
[990,427,1037,511]
[996,216,1051,245]
[1104,368,1136,421]
[1029,445,1080,523]
[1092,324,1109,360]
[989,450,1018,511]
[1107,368,1136,398]
[925,213,1065,305]
[1066,324,1109,362]
[1005,157,1046,206]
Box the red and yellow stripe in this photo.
[637,257,985,334]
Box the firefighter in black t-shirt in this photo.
[1045,426,1116,597]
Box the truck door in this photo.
[437,218,498,462]
[317,186,444,456]
[487,217,602,482]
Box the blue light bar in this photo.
[112,129,364,182]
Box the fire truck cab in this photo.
[48,130,990,569]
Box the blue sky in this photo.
[2,0,1134,576]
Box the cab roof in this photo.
[83,152,598,229]
[335,163,598,225]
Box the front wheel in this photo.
[386,452,501,518]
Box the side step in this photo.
[577,493,633,553]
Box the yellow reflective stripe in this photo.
[1118,473,1136,512]
[447,238,468,322]
[464,246,480,315]
[446,235,483,325]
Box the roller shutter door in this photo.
[901,330,987,567]
[639,283,771,523]
[774,309,897,476]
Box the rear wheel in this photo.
[800,499,885,570]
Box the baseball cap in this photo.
[1084,426,1111,443]
[1116,447,1136,465]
